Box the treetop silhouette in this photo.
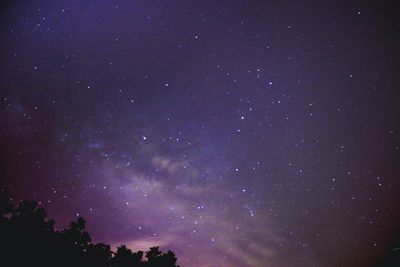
[0,194,180,267]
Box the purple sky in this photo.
[1,1,400,266]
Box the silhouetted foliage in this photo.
[112,245,144,267]
[0,194,180,267]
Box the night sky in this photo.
[1,1,400,266]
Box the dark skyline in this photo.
[1,1,400,266]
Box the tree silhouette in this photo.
[86,243,113,267]
[0,193,180,267]
[112,245,144,267]
[144,246,179,267]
